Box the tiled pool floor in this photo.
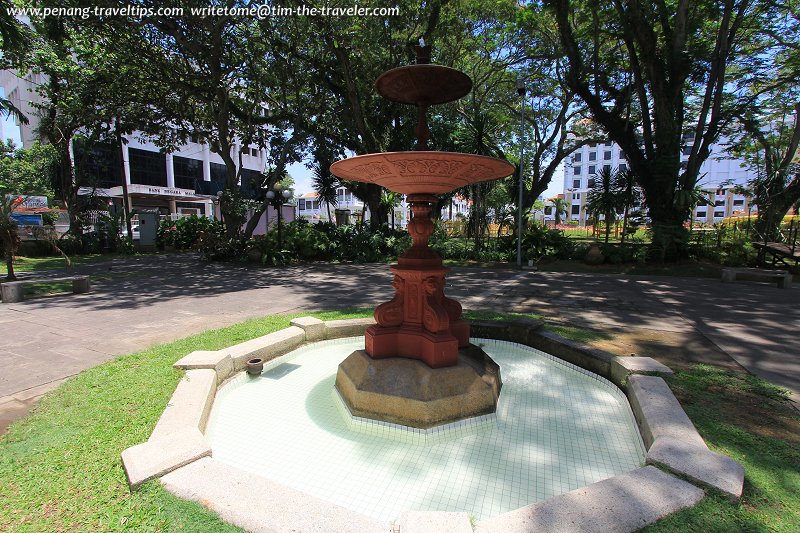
[207,337,645,522]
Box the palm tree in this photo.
[380,191,402,229]
[551,197,570,226]
[615,169,640,243]
[586,168,621,243]
[0,195,22,280]
[674,184,712,230]
[311,156,339,224]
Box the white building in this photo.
[562,135,756,225]
[296,186,366,224]
[1,70,269,221]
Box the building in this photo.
[296,186,366,224]
[1,70,269,224]
[562,135,756,225]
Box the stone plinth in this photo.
[335,345,501,429]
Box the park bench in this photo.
[721,267,792,289]
[1,275,91,303]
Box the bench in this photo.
[721,268,792,289]
[1,276,91,303]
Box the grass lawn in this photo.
[0,253,127,277]
[1,309,797,531]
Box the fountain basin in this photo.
[329,151,514,195]
[121,316,741,532]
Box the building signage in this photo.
[127,184,197,197]
[5,194,48,208]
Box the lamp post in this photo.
[516,77,526,268]
[264,182,291,248]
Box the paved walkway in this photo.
[1,254,797,433]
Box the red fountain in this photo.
[331,44,514,369]
[330,44,513,428]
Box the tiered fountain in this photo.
[331,43,515,428]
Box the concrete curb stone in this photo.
[475,466,705,533]
[173,350,233,381]
[149,369,217,441]
[228,325,306,370]
[647,436,745,502]
[290,316,326,341]
[121,428,211,490]
[324,317,376,339]
[627,374,707,449]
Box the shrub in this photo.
[157,216,222,250]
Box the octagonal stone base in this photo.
[335,344,501,429]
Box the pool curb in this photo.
[120,316,745,531]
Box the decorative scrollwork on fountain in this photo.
[422,276,450,334]
[374,275,404,327]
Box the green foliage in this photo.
[0,140,57,198]
[157,216,223,251]
[246,221,411,265]
[522,223,575,261]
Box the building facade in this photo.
[1,70,268,222]
[562,135,756,225]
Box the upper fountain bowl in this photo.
[329,151,515,195]
[375,65,472,106]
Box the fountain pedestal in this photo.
[366,195,468,368]
[331,46,515,428]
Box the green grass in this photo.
[21,280,73,298]
[2,310,797,531]
[643,365,799,532]
[0,308,369,531]
[0,253,125,276]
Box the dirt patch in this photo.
[573,325,800,447]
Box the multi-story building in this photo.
[296,186,366,224]
[562,135,756,226]
[1,70,268,222]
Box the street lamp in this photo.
[264,182,291,248]
[516,77,526,268]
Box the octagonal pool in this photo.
[206,337,645,522]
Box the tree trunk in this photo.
[4,250,15,281]
[605,212,612,243]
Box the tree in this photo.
[0,140,57,198]
[0,194,21,280]
[586,167,621,243]
[546,0,769,260]
[551,196,570,225]
[311,148,340,224]
[121,8,303,237]
[0,0,29,125]
[674,184,711,231]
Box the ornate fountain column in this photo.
[330,43,513,427]
[367,194,468,368]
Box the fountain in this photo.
[330,44,515,428]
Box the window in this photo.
[251,147,258,157]
[544,207,553,215]
[682,145,693,156]
[733,199,744,206]
[573,166,581,175]
[299,199,306,210]
[73,140,122,188]
[573,153,582,162]
[588,178,596,189]
[696,210,707,217]
[173,156,203,190]
[716,189,724,196]
[210,162,227,183]
[714,210,725,218]
[572,193,580,200]
[129,148,167,186]
[589,142,597,147]
[571,204,580,215]
[715,200,724,206]
[589,152,597,161]
[619,150,626,160]
[683,132,695,141]
[604,165,611,172]
[604,151,611,160]
[573,179,581,188]
[619,164,628,173]
[588,165,596,175]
